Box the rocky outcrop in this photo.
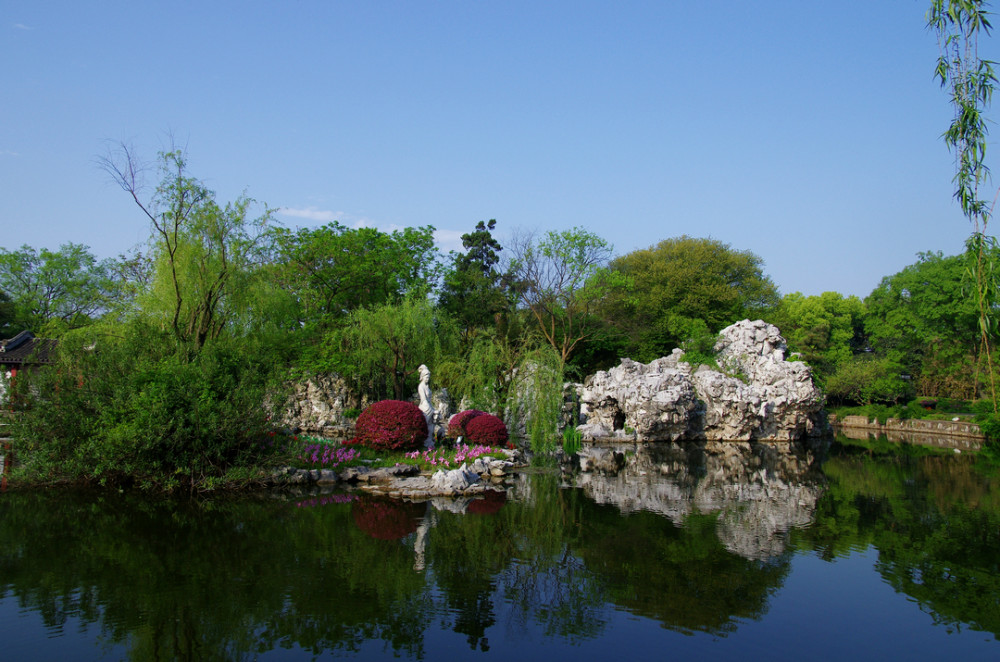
[578,320,824,442]
[270,452,521,498]
[280,374,368,439]
[360,455,516,498]
[281,374,456,442]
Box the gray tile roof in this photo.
[0,331,56,365]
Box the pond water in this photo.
[1,437,999,661]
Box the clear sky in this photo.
[1,1,992,298]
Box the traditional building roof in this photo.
[0,331,57,366]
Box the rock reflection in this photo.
[569,440,827,560]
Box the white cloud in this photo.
[277,206,342,222]
[13,23,31,30]
[1,150,19,157]
[434,229,465,253]
[278,207,385,231]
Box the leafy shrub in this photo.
[678,325,721,371]
[447,409,486,439]
[972,400,1000,449]
[353,400,428,452]
[825,355,912,405]
[936,398,974,414]
[465,413,509,448]
[10,323,285,489]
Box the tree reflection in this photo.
[0,439,997,658]
[0,490,430,660]
[793,436,1000,638]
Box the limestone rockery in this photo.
[576,320,825,442]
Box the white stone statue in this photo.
[417,364,435,447]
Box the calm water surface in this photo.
[1,437,998,661]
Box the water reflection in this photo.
[569,440,826,560]
[0,437,997,660]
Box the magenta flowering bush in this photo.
[353,400,428,452]
[297,442,361,468]
[465,414,509,448]
[447,409,486,439]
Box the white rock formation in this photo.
[578,320,824,442]
[280,374,369,439]
[431,463,481,492]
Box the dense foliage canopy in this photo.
[0,242,115,335]
[605,236,779,362]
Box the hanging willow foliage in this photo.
[929,0,1000,407]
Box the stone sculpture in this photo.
[418,364,435,447]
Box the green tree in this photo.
[0,290,16,337]
[8,145,294,488]
[824,354,913,405]
[438,219,512,342]
[506,227,626,364]
[605,236,779,362]
[437,328,524,415]
[101,147,277,351]
[0,242,114,334]
[322,296,457,400]
[769,291,866,384]
[865,250,984,398]
[269,221,440,329]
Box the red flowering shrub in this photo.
[353,400,428,452]
[465,413,509,447]
[352,496,424,540]
[447,409,486,439]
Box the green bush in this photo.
[936,398,974,414]
[10,323,286,489]
[562,427,582,455]
[678,325,721,370]
[824,355,912,405]
[972,401,1000,450]
[830,397,976,424]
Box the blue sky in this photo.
[1,1,991,297]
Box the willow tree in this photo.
[324,297,457,401]
[101,146,275,352]
[929,0,1000,406]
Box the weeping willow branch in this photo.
[929,0,1000,409]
